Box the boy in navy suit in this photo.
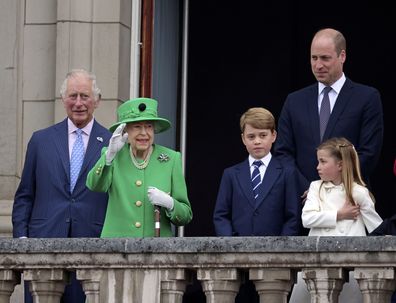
[213,107,301,236]
[213,107,302,303]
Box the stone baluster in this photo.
[161,269,191,303]
[0,270,20,303]
[250,268,295,303]
[197,268,240,303]
[98,269,162,303]
[77,269,103,303]
[24,269,68,303]
[354,267,396,303]
[302,268,345,303]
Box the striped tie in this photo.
[251,160,263,200]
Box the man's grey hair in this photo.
[60,69,101,99]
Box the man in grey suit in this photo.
[12,69,112,302]
[274,28,383,195]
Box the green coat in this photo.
[86,144,192,237]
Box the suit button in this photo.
[95,165,103,174]
[135,180,142,187]
[71,199,75,203]
[135,222,141,228]
[66,218,70,223]
[135,201,142,207]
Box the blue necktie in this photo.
[251,160,263,200]
[70,129,84,192]
[319,86,332,140]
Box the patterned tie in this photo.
[319,86,332,140]
[70,129,84,192]
[251,160,263,200]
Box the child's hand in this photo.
[301,190,309,205]
[337,201,360,221]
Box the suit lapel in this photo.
[53,119,70,181]
[306,84,322,143]
[236,160,256,208]
[81,121,105,174]
[323,79,353,140]
[73,120,107,194]
[255,158,281,207]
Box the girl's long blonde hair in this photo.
[317,137,370,205]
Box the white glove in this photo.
[106,123,128,165]
[147,186,174,211]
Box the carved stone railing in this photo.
[0,237,395,303]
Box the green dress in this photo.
[86,144,192,237]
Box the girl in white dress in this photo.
[289,137,383,303]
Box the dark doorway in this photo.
[184,1,396,237]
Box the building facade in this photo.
[0,0,147,237]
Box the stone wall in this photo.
[0,0,133,238]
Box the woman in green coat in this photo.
[86,98,192,237]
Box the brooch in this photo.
[158,153,170,162]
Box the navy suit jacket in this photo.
[12,118,112,238]
[274,78,383,192]
[213,156,302,236]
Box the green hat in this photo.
[109,98,171,133]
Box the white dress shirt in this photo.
[248,152,271,180]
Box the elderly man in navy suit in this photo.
[12,69,112,302]
[275,28,383,195]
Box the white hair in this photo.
[59,69,101,99]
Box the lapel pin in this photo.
[96,137,103,142]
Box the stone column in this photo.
[250,268,295,303]
[161,269,191,303]
[24,269,68,303]
[354,267,396,303]
[302,268,346,303]
[0,270,20,303]
[197,268,240,303]
[77,269,103,303]
[55,0,132,129]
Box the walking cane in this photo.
[154,206,161,237]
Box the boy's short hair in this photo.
[240,107,276,132]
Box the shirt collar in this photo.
[67,117,94,136]
[249,152,272,167]
[318,73,346,95]
[322,181,344,190]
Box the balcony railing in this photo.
[0,236,395,303]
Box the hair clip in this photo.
[338,143,356,151]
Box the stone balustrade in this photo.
[0,236,395,303]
